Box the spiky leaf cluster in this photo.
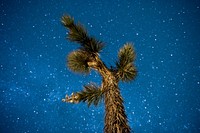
[116,43,137,82]
[67,50,90,74]
[118,43,135,66]
[61,15,104,53]
[77,83,103,107]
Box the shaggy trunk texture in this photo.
[103,74,130,133]
[94,57,131,133]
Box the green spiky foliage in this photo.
[62,15,104,53]
[61,14,137,133]
[77,83,104,107]
[116,44,137,82]
[67,50,90,74]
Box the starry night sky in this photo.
[1,0,200,133]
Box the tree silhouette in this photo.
[61,15,137,133]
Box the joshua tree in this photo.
[61,15,137,133]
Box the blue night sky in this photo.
[1,0,200,133]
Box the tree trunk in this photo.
[103,75,131,133]
[88,56,131,133]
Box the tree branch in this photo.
[62,83,104,107]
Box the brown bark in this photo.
[88,55,131,133]
[103,74,130,133]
